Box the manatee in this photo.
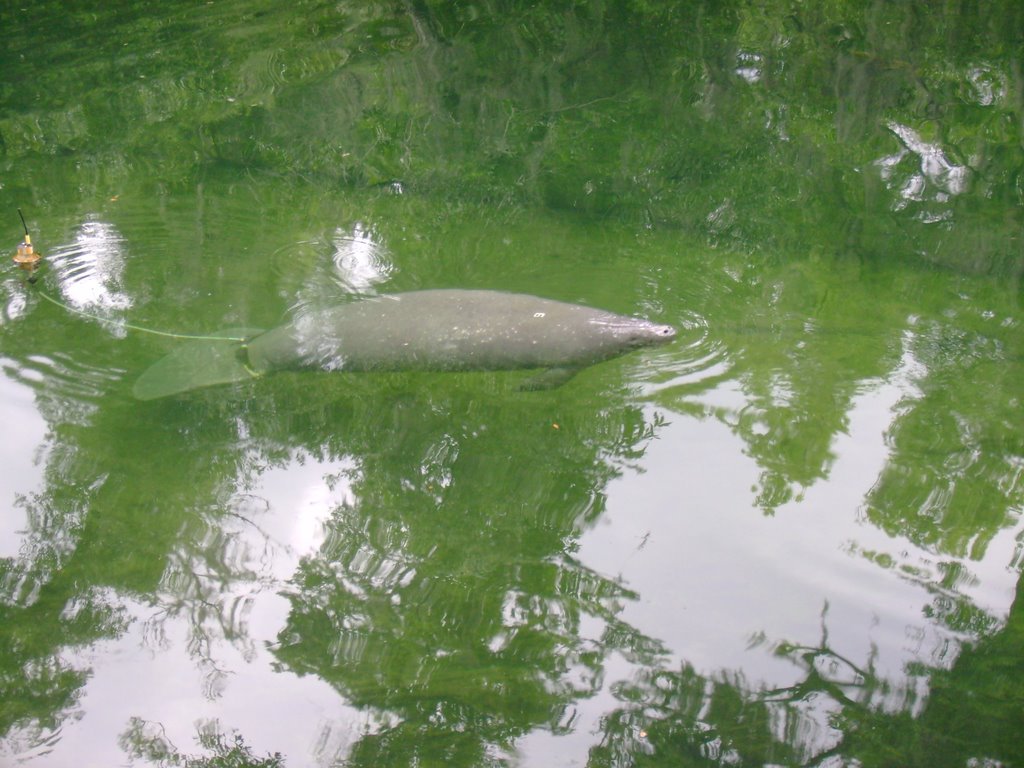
[132,289,676,400]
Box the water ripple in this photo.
[639,310,732,402]
[6,352,124,410]
[273,222,394,320]
[46,217,133,333]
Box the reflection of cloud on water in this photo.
[49,218,133,335]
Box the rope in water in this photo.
[32,284,250,343]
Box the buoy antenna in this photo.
[17,208,30,237]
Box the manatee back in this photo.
[247,290,652,373]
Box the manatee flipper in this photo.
[518,367,581,391]
[132,328,265,401]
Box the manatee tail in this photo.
[132,328,265,401]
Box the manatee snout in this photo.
[633,322,676,347]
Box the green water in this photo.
[2,1,1022,766]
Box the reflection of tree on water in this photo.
[862,313,1024,560]
[635,255,1024,763]
[3,242,1023,766]
[0,298,674,763]
[0,385,254,745]
[836,572,1024,766]
[248,374,666,765]
[587,586,1024,767]
[121,719,283,768]
[2,278,1022,766]
[655,254,1024,563]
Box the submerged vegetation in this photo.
[3,1,1022,275]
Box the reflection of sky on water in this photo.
[562,333,1023,764]
[38,451,376,767]
[0,369,45,561]
[1,278,29,325]
[735,51,764,84]
[48,218,132,333]
[965,63,1006,106]
[331,223,393,294]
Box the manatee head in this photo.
[639,322,677,345]
[582,316,676,361]
[615,319,677,349]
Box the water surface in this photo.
[2,2,1022,766]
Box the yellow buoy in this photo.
[13,208,42,275]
